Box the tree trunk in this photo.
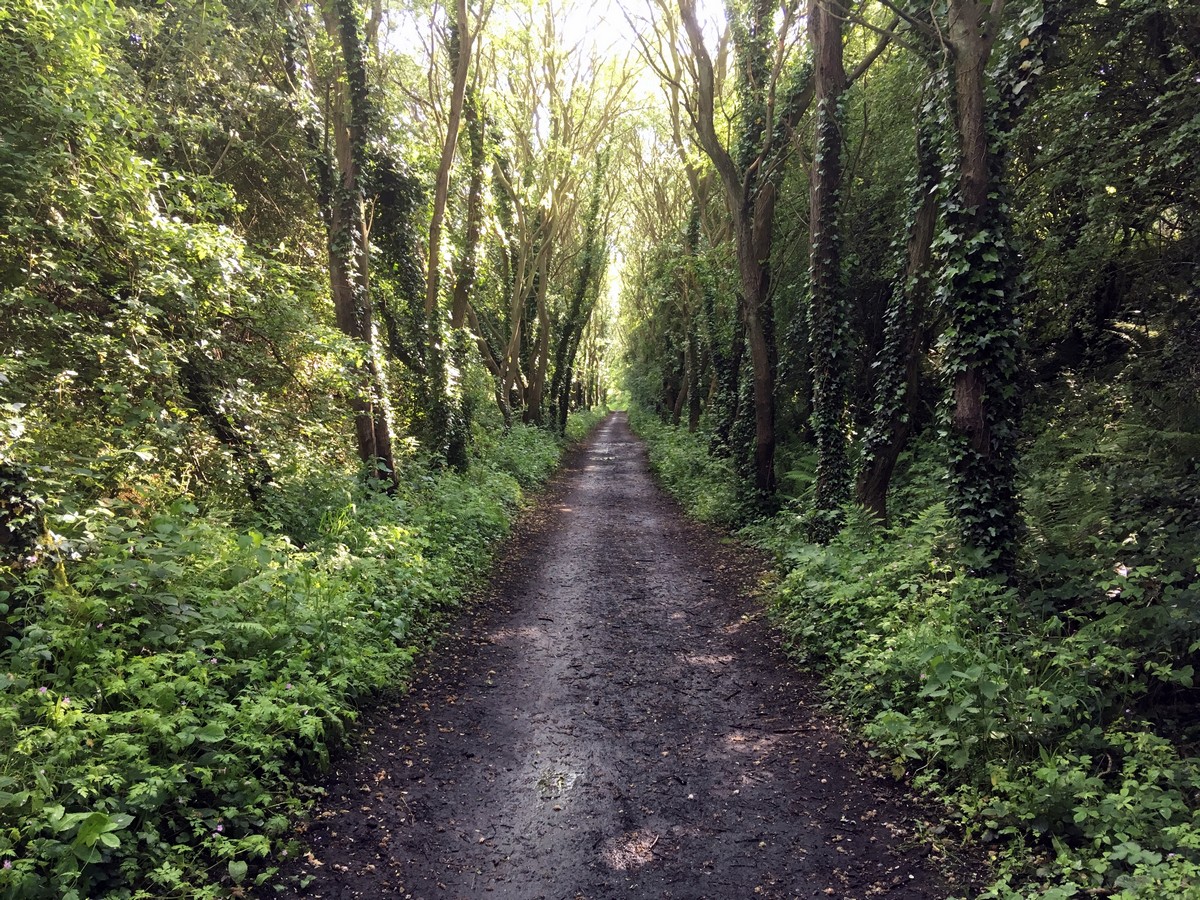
[857,114,940,522]
[941,0,1021,569]
[427,0,471,319]
[678,0,790,497]
[672,350,688,425]
[709,308,744,457]
[806,0,849,540]
[550,160,605,431]
[736,191,777,494]
[450,90,485,329]
[947,0,993,457]
[323,0,397,487]
[687,328,702,432]
[417,3,472,461]
[523,255,550,424]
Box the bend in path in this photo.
[269,413,972,900]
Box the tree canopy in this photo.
[2,0,1199,893]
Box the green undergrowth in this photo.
[626,409,746,527]
[0,413,601,899]
[630,397,1200,899]
[564,406,610,444]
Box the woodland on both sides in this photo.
[1,0,1198,895]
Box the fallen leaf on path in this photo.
[601,830,659,871]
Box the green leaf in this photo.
[72,843,103,864]
[195,722,227,743]
[77,812,111,846]
[229,860,248,883]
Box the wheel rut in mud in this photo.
[269,413,975,899]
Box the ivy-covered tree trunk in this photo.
[687,329,702,432]
[671,349,688,425]
[680,201,707,435]
[427,1,471,320]
[941,0,1021,568]
[679,0,793,497]
[708,306,745,458]
[323,0,397,487]
[522,255,550,424]
[806,0,849,541]
[415,5,472,463]
[450,90,485,331]
[736,204,778,495]
[857,111,941,522]
[550,157,606,432]
[445,88,485,469]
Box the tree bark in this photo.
[450,89,485,329]
[523,253,551,423]
[427,0,472,319]
[550,160,606,431]
[947,0,995,456]
[737,208,777,493]
[941,0,1022,568]
[687,328,702,432]
[806,0,850,539]
[672,350,688,425]
[323,0,397,486]
[678,0,790,496]
[857,116,940,522]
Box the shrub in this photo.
[0,417,575,897]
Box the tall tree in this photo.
[469,10,631,423]
[322,0,398,486]
[856,97,941,521]
[806,0,851,539]
[674,0,894,496]
[935,0,1040,568]
[675,0,798,495]
[427,0,476,321]
[550,154,609,433]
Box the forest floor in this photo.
[265,413,983,900]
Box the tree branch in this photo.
[874,0,939,42]
[678,0,743,210]
[849,15,903,83]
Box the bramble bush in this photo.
[0,415,600,899]
[565,407,610,444]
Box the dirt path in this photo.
[268,414,972,899]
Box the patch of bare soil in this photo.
[265,413,981,899]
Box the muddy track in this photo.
[267,413,975,899]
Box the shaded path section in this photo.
[270,413,969,899]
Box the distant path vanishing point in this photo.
[268,412,974,900]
